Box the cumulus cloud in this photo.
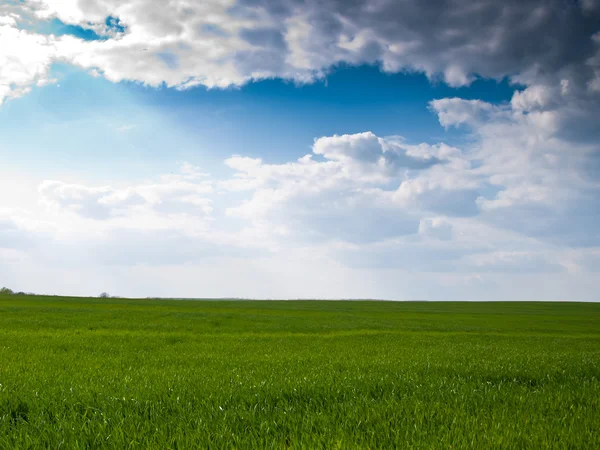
[2,125,600,297]
[9,127,574,277]
[220,99,599,266]
[430,98,501,129]
[0,16,57,104]
[220,104,600,252]
[429,90,600,247]
[223,132,479,244]
[1,0,599,103]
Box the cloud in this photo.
[1,127,600,297]
[464,251,565,273]
[0,15,17,27]
[0,217,33,250]
[223,132,480,244]
[430,98,502,129]
[39,164,213,220]
[326,213,574,273]
[45,229,263,267]
[418,218,453,241]
[428,87,600,248]
[9,127,578,278]
[219,111,598,253]
[1,1,599,103]
[0,16,58,104]
[0,166,261,270]
[219,105,599,267]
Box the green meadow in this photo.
[0,294,599,449]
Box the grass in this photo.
[0,295,599,449]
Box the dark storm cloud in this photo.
[13,0,600,95]
[235,0,600,83]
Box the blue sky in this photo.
[0,63,515,176]
[1,0,599,300]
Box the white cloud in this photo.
[0,18,58,104]
[1,0,599,107]
[222,132,481,244]
[476,184,554,211]
[1,133,599,298]
[430,98,502,129]
[430,77,600,248]
[0,15,17,27]
[39,163,213,221]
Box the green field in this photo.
[0,295,599,449]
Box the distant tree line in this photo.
[0,287,30,296]
[0,287,120,298]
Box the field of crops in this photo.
[0,295,599,448]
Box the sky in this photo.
[1,0,600,300]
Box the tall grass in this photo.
[0,295,599,448]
